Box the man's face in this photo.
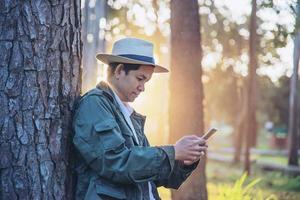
[115,65,154,102]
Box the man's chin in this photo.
[128,98,136,102]
[128,96,137,102]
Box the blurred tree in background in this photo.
[288,0,300,166]
[244,0,258,174]
[169,0,206,199]
[81,0,107,92]
[257,75,290,130]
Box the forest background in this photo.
[1,0,300,199]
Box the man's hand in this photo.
[174,135,207,165]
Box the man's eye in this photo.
[137,77,143,81]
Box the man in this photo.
[73,38,207,200]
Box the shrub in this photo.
[214,173,277,200]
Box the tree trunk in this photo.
[287,1,300,166]
[170,0,206,199]
[0,1,81,199]
[233,119,244,163]
[233,82,246,163]
[82,0,107,93]
[244,0,258,174]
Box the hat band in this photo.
[118,54,155,64]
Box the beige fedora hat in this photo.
[96,37,168,73]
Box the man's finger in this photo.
[191,145,207,152]
[189,151,202,156]
[184,135,200,140]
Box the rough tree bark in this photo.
[170,0,207,199]
[0,1,81,199]
[244,0,258,174]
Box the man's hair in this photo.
[107,63,141,78]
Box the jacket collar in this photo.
[96,81,115,100]
[96,81,146,122]
[96,81,123,109]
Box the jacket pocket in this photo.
[95,179,126,199]
[94,118,117,132]
[93,119,125,151]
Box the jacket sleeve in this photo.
[73,94,175,184]
[154,160,199,189]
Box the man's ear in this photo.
[115,64,124,79]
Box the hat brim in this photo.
[96,54,169,73]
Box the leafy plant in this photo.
[214,173,276,200]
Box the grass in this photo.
[207,160,300,200]
[207,173,263,200]
[255,155,288,164]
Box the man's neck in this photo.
[107,79,125,102]
[108,81,134,114]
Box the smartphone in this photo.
[202,128,218,140]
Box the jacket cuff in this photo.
[158,145,175,172]
[178,160,199,177]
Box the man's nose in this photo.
[138,84,145,92]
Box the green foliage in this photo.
[257,75,290,129]
[201,0,293,70]
[213,173,265,200]
[264,173,300,192]
[204,67,291,131]
[200,2,248,60]
[207,160,300,200]
[280,176,300,191]
[257,74,300,132]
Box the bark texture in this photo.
[244,0,257,174]
[0,0,81,199]
[170,0,207,199]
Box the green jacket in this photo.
[73,81,198,200]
